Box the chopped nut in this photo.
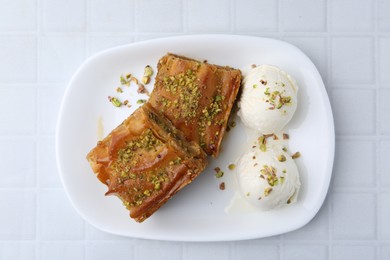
[219,182,225,190]
[123,100,129,106]
[258,135,266,152]
[264,187,272,196]
[137,83,149,95]
[136,99,147,104]
[260,79,267,85]
[116,87,123,93]
[214,167,224,178]
[246,192,250,197]
[110,97,122,107]
[292,151,301,159]
[251,64,256,68]
[120,75,128,86]
[228,163,236,170]
[142,76,150,85]
[283,133,289,140]
[282,147,288,152]
[144,65,153,77]
[253,84,258,89]
[278,154,286,162]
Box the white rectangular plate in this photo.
[56,35,334,241]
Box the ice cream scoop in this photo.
[236,140,300,210]
[238,65,298,134]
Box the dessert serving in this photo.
[87,103,207,222]
[149,53,242,157]
[238,65,298,134]
[87,53,242,222]
[228,65,301,212]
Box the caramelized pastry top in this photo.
[149,53,242,157]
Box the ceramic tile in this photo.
[39,36,85,82]
[283,245,328,260]
[379,37,390,85]
[235,0,278,32]
[38,85,66,135]
[379,140,390,188]
[38,137,62,188]
[0,243,35,260]
[233,245,279,260]
[41,242,85,260]
[87,35,133,56]
[379,89,390,135]
[185,244,231,260]
[86,242,134,260]
[378,0,390,32]
[281,0,326,32]
[330,89,375,135]
[332,245,376,260]
[380,193,390,240]
[0,0,36,32]
[0,138,35,188]
[0,191,36,240]
[330,0,373,32]
[187,0,230,32]
[89,0,134,32]
[0,36,36,83]
[138,0,182,32]
[333,140,375,188]
[39,190,85,240]
[0,87,36,135]
[331,37,374,84]
[135,244,181,260]
[43,0,85,32]
[332,192,376,240]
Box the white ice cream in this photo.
[238,65,298,134]
[236,140,300,210]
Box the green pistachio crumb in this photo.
[228,163,236,170]
[292,152,301,159]
[111,97,122,107]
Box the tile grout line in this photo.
[373,0,382,256]
[326,0,333,257]
[230,0,235,33]
[35,0,43,257]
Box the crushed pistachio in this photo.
[283,133,289,140]
[258,135,266,152]
[282,169,287,173]
[110,97,122,107]
[116,87,123,93]
[163,69,201,122]
[214,167,224,178]
[260,165,279,187]
[253,84,258,89]
[292,152,301,159]
[278,154,286,162]
[219,182,225,190]
[282,147,288,152]
[260,79,267,85]
[246,192,250,197]
[228,163,236,170]
[280,176,285,184]
[264,187,272,196]
[120,75,129,86]
[137,99,147,104]
[142,76,150,85]
[144,65,153,77]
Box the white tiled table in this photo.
[0,0,389,259]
